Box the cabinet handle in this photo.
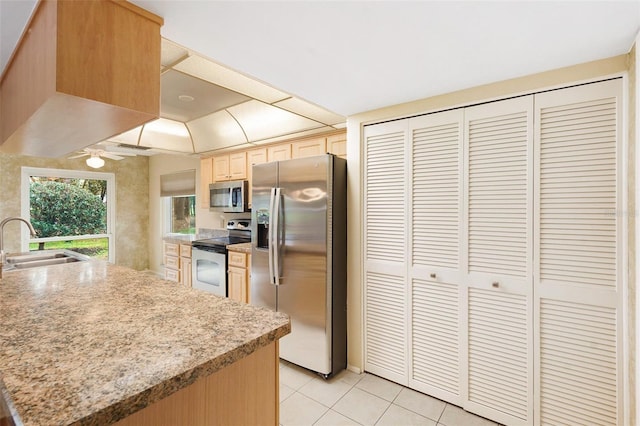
[430,273,436,279]
[492,281,500,288]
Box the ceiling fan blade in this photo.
[101,153,125,160]
[68,153,89,159]
[104,149,136,157]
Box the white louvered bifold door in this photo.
[363,120,409,385]
[463,96,534,425]
[409,110,464,405]
[534,79,623,426]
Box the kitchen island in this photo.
[0,261,290,425]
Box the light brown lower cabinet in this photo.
[164,242,192,286]
[179,244,192,287]
[114,341,279,426]
[163,242,180,282]
[228,251,250,304]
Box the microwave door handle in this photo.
[268,188,277,285]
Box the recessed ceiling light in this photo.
[178,94,195,102]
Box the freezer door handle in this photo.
[269,187,282,285]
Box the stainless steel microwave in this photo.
[209,180,249,212]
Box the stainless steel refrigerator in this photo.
[251,153,347,378]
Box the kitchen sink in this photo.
[4,250,91,271]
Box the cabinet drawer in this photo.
[164,255,180,270]
[179,244,192,258]
[164,268,180,282]
[228,251,247,268]
[164,242,179,257]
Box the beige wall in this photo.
[346,53,633,379]
[0,153,149,270]
[628,40,637,424]
[633,33,640,426]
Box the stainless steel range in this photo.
[191,219,251,297]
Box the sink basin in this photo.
[4,250,90,272]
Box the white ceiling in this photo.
[2,1,639,122]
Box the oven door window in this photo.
[193,254,226,297]
[196,259,222,286]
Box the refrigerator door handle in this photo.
[268,188,277,285]
[271,187,282,285]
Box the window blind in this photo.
[160,170,195,197]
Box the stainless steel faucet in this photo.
[0,217,37,279]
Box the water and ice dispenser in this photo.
[256,208,269,249]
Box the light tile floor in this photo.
[279,360,501,426]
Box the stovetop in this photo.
[192,219,251,250]
[192,236,251,248]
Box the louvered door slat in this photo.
[365,126,406,263]
[412,278,459,395]
[365,271,406,380]
[468,288,529,421]
[538,88,618,287]
[539,299,617,426]
[467,104,529,278]
[412,114,461,268]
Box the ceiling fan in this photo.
[68,148,135,168]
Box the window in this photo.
[169,195,196,234]
[21,167,115,262]
[161,170,196,235]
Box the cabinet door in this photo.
[180,257,192,287]
[267,144,291,161]
[229,152,247,179]
[247,254,251,304]
[200,157,213,209]
[213,155,230,181]
[292,137,326,159]
[463,96,534,425]
[363,119,409,385]
[228,266,247,303]
[247,148,267,208]
[327,133,346,158]
[534,79,622,425]
[409,109,464,405]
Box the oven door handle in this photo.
[269,187,282,286]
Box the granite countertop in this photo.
[226,242,251,254]
[0,261,290,426]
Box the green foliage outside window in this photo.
[29,180,107,237]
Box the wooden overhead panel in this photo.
[0,0,163,158]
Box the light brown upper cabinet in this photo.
[0,0,162,157]
[292,137,326,159]
[247,148,267,208]
[267,144,291,162]
[199,157,213,209]
[214,152,247,182]
[327,133,347,158]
